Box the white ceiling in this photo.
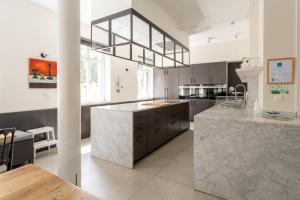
[28,0,91,24]
[29,0,57,11]
[153,0,250,45]
[29,0,249,46]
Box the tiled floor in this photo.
[35,130,220,200]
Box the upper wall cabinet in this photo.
[192,62,227,85]
[208,62,227,84]
[153,68,165,99]
[178,67,193,86]
[193,64,209,84]
[165,68,179,99]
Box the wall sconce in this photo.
[40,52,49,58]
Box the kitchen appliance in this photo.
[179,84,227,100]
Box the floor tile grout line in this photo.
[126,174,156,200]
[155,174,194,188]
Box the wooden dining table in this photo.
[0,165,101,200]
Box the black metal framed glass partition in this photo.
[91,8,190,68]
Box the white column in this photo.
[57,0,81,186]
[297,0,300,114]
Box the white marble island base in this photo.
[91,100,190,169]
[91,109,134,168]
[194,106,300,200]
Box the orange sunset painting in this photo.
[29,58,57,88]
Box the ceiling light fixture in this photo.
[91,8,190,69]
[208,37,215,44]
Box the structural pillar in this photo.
[57,0,81,186]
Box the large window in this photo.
[80,45,106,103]
[137,64,153,99]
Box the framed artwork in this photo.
[267,57,295,84]
[29,58,57,88]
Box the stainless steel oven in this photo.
[179,84,227,100]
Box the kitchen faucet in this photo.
[235,84,247,104]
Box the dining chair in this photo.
[0,128,16,172]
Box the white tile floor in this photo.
[35,130,220,200]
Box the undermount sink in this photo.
[263,112,295,121]
[215,96,247,109]
[218,102,246,109]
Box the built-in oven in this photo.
[179,84,227,100]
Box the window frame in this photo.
[137,64,154,99]
[80,38,106,103]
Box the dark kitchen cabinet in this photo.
[190,99,215,121]
[134,122,148,161]
[193,64,209,84]
[190,62,227,85]
[178,67,193,86]
[166,112,180,140]
[179,103,190,132]
[165,68,179,99]
[208,62,227,84]
[133,102,189,162]
[153,68,165,99]
[148,117,166,152]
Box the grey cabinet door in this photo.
[153,68,165,99]
[134,122,148,162]
[190,99,215,121]
[165,68,179,99]
[178,67,192,86]
[179,103,190,131]
[193,64,210,84]
[166,112,180,140]
[208,62,227,84]
[148,117,166,152]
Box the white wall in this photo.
[110,57,139,102]
[190,39,249,64]
[0,1,57,113]
[262,0,298,113]
[0,0,143,113]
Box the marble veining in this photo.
[91,108,134,168]
[194,106,300,200]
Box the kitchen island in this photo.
[194,105,300,200]
[91,100,189,168]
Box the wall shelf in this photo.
[236,67,263,83]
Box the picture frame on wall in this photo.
[267,57,295,84]
[29,58,57,88]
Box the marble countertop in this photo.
[92,100,189,112]
[195,105,300,127]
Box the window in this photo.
[137,64,153,99]
[80,45,106,103]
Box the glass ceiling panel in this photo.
[152,28,164,55]
[175,44,183,63]
[92,21,109,49]
[112,15,131,45]
[133,15,150,48]
[165,37,175,60]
